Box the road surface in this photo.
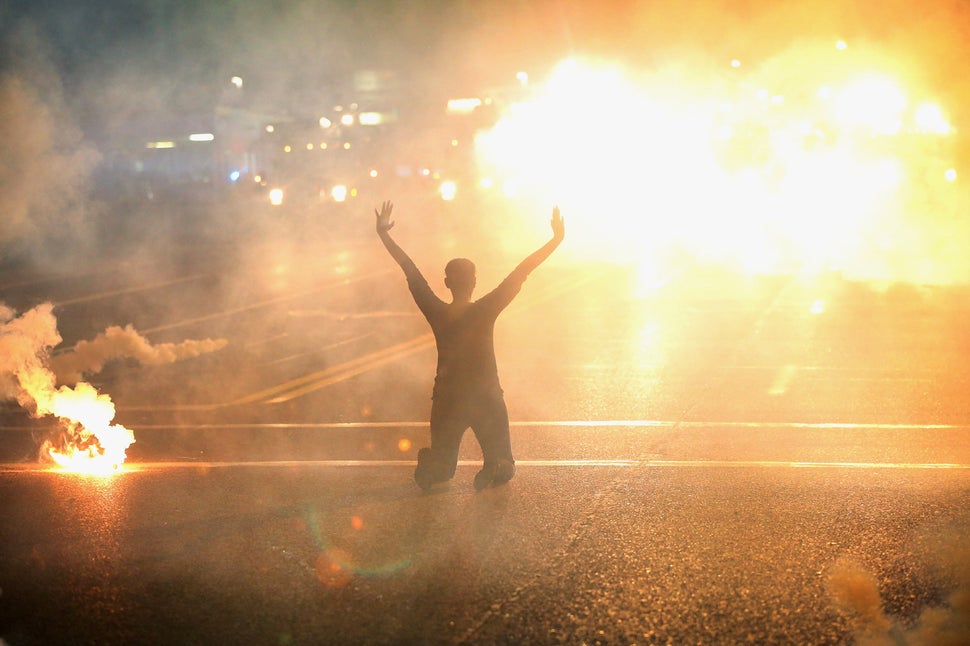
[1,209,968,644]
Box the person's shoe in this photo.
[474,459,515,491]
[414,448,449,490]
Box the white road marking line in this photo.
[54,273,210,307]
[140,268,394,335]
[2,459,968,473]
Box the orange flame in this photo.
[40,382,135,475]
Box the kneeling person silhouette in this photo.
[375,201,565,490]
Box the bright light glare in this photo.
[331,184,348,202]
[269,188,284,206]
[833,75,906,135]
[945,168,958,182]
[188,132,215,142]
[914,103,952,134]
[475,56,961,283]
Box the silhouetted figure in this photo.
[375,200,565,490]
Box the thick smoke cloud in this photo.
[0,22,100,257]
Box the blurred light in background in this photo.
[331,184,348,202]
[269,188,284,206]
[230,76,243,89]
[446,98,483,114]
[914,103,952,135]
[439,180,457,201]
[188,133,215,142]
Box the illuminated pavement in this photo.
[2,225,970,644]
[1,460,968,644]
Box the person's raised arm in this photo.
[509,206,565,281]
[375,200,421,278]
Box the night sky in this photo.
[3,0,969,130]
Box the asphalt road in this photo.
[1,205,969,644]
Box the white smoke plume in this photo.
[50,324,228,385]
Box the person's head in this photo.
[444,257,476,298]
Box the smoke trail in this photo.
[826,559,895,642]
[0,302,133,473]
[827,552,970,645]
[50,324,228,385]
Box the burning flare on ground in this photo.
[1,303,228,474]
[1,302,133,475]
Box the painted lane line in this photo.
[54,273,211,307]
[80,420,970,431]
[262,337,435,404]
[231,333,434,405]
[140,268,395,335]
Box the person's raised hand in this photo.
[550,205,565,241]
[375,200,394,233]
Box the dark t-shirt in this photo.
[405,265,527,398]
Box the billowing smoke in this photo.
[51,324,228,386]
